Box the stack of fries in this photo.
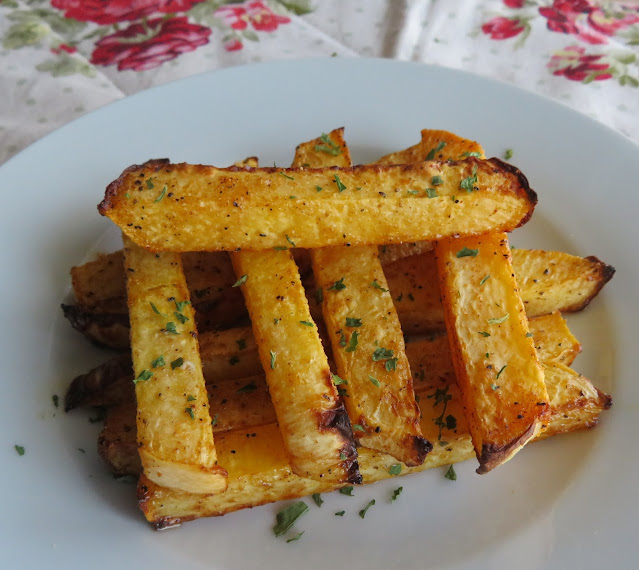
[63,128,613,529]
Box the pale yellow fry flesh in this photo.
[123,236,227,494]
[99,158,537,252]
[435,232,550,473]
[230,248,360,484]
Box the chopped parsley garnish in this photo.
[332,374,348,386]
[353,424,366,432]
[425,188,438,198]
[279,172,295,180]
[406,189,419,195]
[488,314,510,325]
[333,174,347,192]
[134,369,153,384]
[286,532,304,543]
[339,486,354,496]
[504,148,514,160]
[174,311,189,324]
[146,178,154,189]
[385,358,398,372]
[338,330,346,347]
[359,499,375,519]
[368,375,380,387]
[171,357,184,370]
[391,487,403,502]
[273,317,281,325]
[491,383,500,391]
[478,331,491,337]
[270,351,277,369]
[286,235,296,247]
[496,365,507,379]
[388,464,402,476]
[185,407,195,420]
[480,274,490,285]
[444,465,457,481]
[150,302,165,316]
[372,347,394,362]
[315,185,323,192]
[456,246,479,258]
[151,355,165,368]
[14,445,25,456]
[186,394,196,402]
[312,493,323,508]
[236,338,247,350]
[335,511,345,516]
[345,331,359,352]
[431,175,443,186]
[175,300,190,312]
[164,322,178,334]
[426,141,446,160]
[299,320,314,327]
[237,382,257,394]
[211,413,219,426]
[427,386,454,441]
[461,151,482,158]
[273,246,287,251]
[232,275,248,287]
[526,332,534,338]
[370,279,388,292]
[328,277,346,291]
[345,317,362,327]
[315,133,342,156]
[289,195,296,199]
[273,501,309,537]
[337,388,348,398]
[154,186,167,203]
[460,165,478,192]
[340,453,347,460]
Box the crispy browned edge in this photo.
[487,157,538,228]
[567,256,616,312]
[476,421,540,475]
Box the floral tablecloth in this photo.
[1,0,638,165]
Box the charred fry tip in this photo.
[475,419,540,475]
[488,156,538,210]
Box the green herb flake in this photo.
[315,133,342,156]
[289,195,296,199]
[478,331,491,337]
[337,388,348,398]
[371,280,388,292]
[146,178,154,189]
[124,193,130,199]
[279,172,295,181]
[174,311,189,324]
[369,375,380,387]
[273,501,309,537]
[488,314,510,325]
[460,165,478,192]
[426,188,439,198]
[273,317,281,325]
[406,189,419,195]
[456,246,479,258]
[431,175,443,186]
[328,277,346,291]
[286,235,296,247]
[359,499,375,519]
[185,407,195,420]
[286,531,304,543]
[391,487,403,502]
[491,384,500,391]
[312,493,324,508]
[339,486,354,496]
[332,374,348,386]
[134,369,153,384]
[52,394,59,408]
[150,302,165,316]
[338,330,346,348]
[345,331,359,352]
[164,322,178,334]
[444,465,457,481]
[154,185,167,203]
[333,174,347,192]
[480,274,490,285]
[335,511,345,516]
[504,148,514,160]
[388,464,402,476]
[346,317,362,327]
[186,394,196,402]
[151,355,165,368]
[315,185,323,192]
[299,320,314,327]
[270,350,277,370]
[526,332,534,338]
[426,141,446,160]
[385,358,398,372]
[211,413,219,426]
[496,365,508,379]
[461,151,482,158]
[14,444,25,456]
[236,338,247,350]
[340,453,347,461]
[237,382,257,394]
[175,300,190,312]
[273,246,287,251]
[353,424,366,432]
[232,274,248,287]
[171,357,184,370]
[372,347,394,362]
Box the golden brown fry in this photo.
[123,236,227,494]
[99,158,537,252]
[230,248,360,484]
[435,232,550,473]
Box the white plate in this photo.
[1,58,636,569]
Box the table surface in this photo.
[1,0,638,165]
